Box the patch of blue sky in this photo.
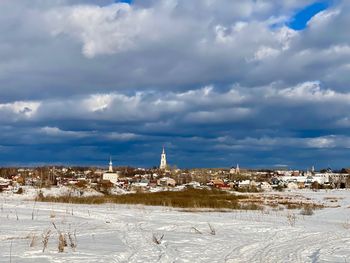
[115,0,132,4]
[287,1,331,30]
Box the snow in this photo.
[0,186,103,201]
[1,189,350,262]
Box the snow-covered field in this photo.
[1,189,350,262]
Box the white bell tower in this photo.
[160,147,167,170]
[236,163,240,174]
[108,156,113,173]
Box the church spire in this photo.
[160,146,167,170]
[109,156,113,172]
[236,163,240,174]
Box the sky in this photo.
[0,0,349,169]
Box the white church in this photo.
[159,147,167,170]
[230,164,240,174]
[102,157,119,184]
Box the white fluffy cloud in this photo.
[0,101,41,121]
[44,0,303,62]
[47,3,149,57]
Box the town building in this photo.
[230,164,240,174]
[157,177,176,187]
[102,157,119,184]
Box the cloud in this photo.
[0,0,350,167]
[0,101,41,121]
[47,3,145,58]
[40,126,89,138]
[0,0,345,99]
[106,132,140,141]
[2,81,347,132]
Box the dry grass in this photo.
[68,231,77,251]
[324,196,343,203]
[300,205,314,216]
[342,220,350,229]
[29,233,37,247]
[287,213,297,227]
[324,196,344,200]
[191,227,202,234]
[58,233,66,253]
[37,188,328,212]
[42,229,51,252]
[37,189,252,210]
[181,208,237,213]
[152,233,164,245]
[208,223,216,235]
[247,194,327,211]
[52,222,76,252]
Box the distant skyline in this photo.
[1,0,350,169]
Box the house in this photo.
[13,175,25,185]
[116,178,130,188]
[292,170,300,176]
[0,177,10,191]
[238,180,251,188]
[297,182,305,189]
[102,172,119,184]
[133,179,149,187]
[271,177,280,186]
[230,164,240,174]
[207,178,225,188]
[260,182,272,191]
[157,177,176,187]
[102,157,120,184]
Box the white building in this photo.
[157,177,176,187]
[278,174,330,185]
[108,157,113,172]
[230,164,240,174]
[160,147,167,170]
[102,157,119,184]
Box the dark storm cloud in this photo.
[0,0,349,168]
